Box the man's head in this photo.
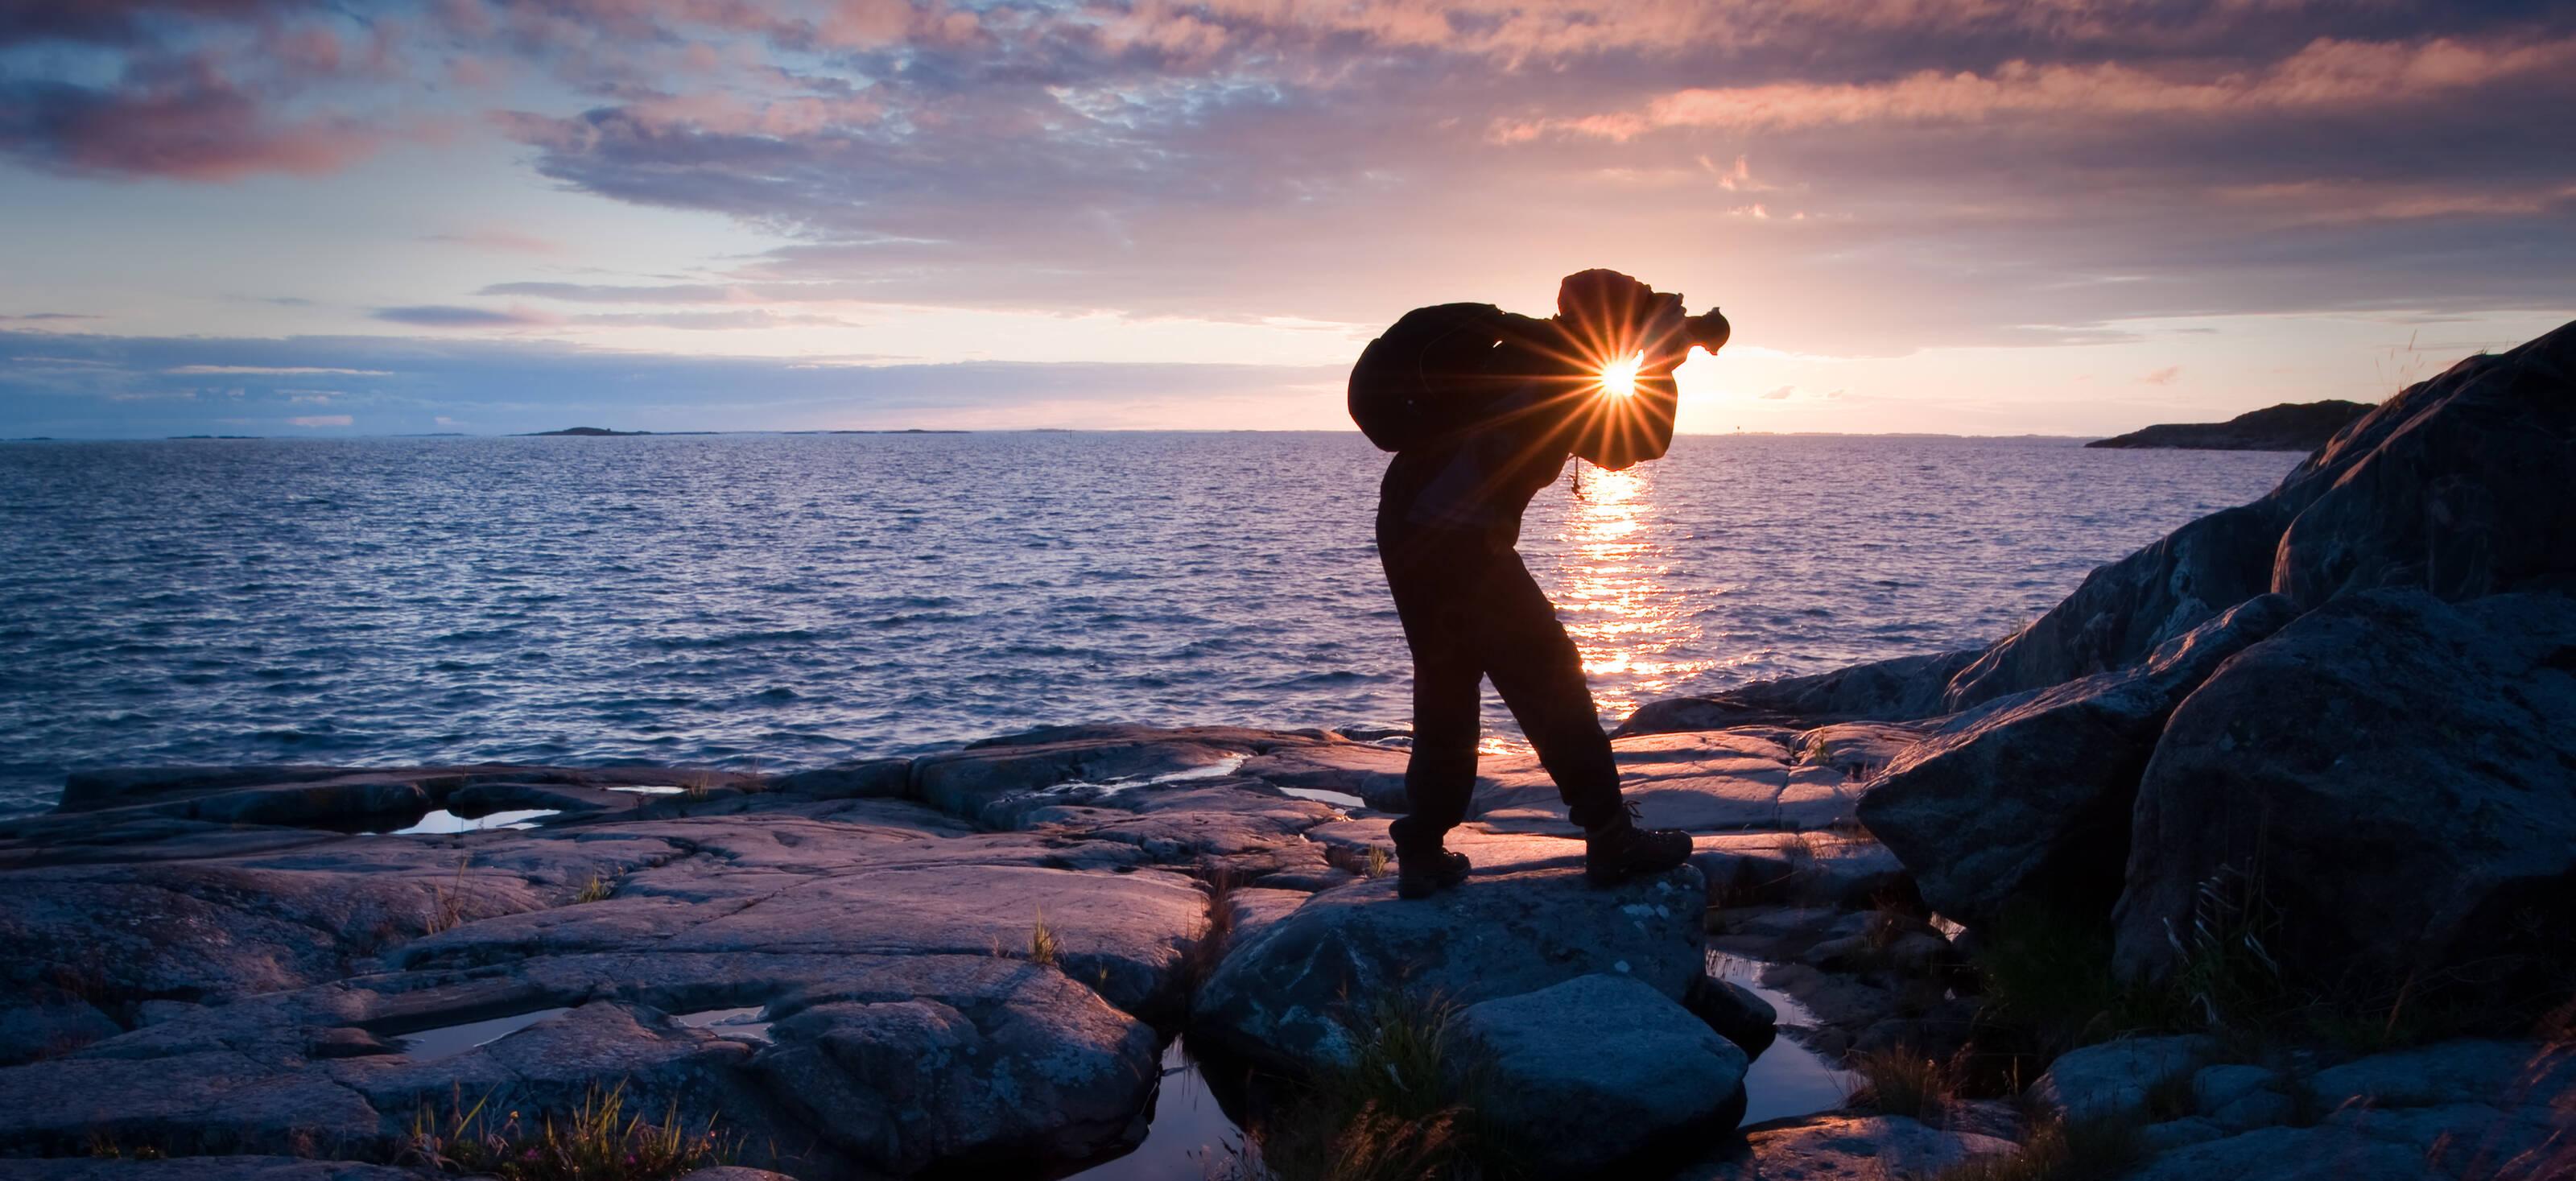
[1554,269,1725,359]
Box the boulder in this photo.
[1689,977,1779,1059]
[2111,590,2576,987]
[1455,974,1749,1173]
[2025,1035,2212,1123]
[1190,832,1704,1072]
[1858,596,2297,926]
[748,960,1160,1174]
[1943,317,2576,712]
[1681,1113,2017,1180]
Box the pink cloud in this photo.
[1512,35,2576,140]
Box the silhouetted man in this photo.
[1349,269,1731,898]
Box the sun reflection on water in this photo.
[1540,461,1715,725]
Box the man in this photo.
[1350,268,1731,899]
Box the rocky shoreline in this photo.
[4,320,2573,1181]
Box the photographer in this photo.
[1350,268,1730,899]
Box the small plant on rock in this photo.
[1214,989,1520,1181]
[427,854,475,934]
[403,1081,732,1181]
[1029,908,1060,967]
[575,873,613,904]
[1363,847,1391,880]
[1843,1045,1959,1121]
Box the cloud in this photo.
[0,62,380,180]
[166,365,392,375]
[2142,365,2183,385]
[0,328,1341,436]
[478,282,741,304]
[1517,36,2576,139]
[2,0,2570,361]
[1757,384,1796,399]
[427,229,564,255]
[288,414,353,427]
[0,312,98,322]
[372,304,559,328]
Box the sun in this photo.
[1597,350,1644,399]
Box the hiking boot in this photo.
[1585,802,1693,886]
[1395,848,1472,899]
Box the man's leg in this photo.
[1472,553,1625,831]
[1389,648,1481,857]
[1379,530,1485,888]
[1476,551,1695,884]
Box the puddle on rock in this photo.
[1060,1037,1239,1181]
[1274,786,1365,809]
[396,1007,570,1062]
[608,784,686,795]
[368,808,560,836]
[1710,951,1859,1125]
[1150,756,1249,783]
[673,1006,774,1044]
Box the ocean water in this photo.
[0,432,2294,818]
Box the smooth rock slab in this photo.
[2025,1035,2213,1123]
[1455,973,1750,1174]
[2115,1124,2446,1181]
[1191,835,1704,1073]
[1476,731,1868,835]
[1683,1113,2017,1180]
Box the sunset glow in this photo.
[0,2,2566,436]
[1599,352,1645,400]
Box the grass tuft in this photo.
[1029,907,1060,968]
[403,1082,731,1181]
[427,854,476,935]
[1215,989,1518,1181]
[1362,847,1391,880]
[575,873,613,905]
[1843,1045,1961,1121]
[1928,1116,2143,1181]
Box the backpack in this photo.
[1347,303,1513,452]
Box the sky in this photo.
[2,0,2571,438]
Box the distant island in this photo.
[519,427,716,436]
[2087,399,2372,451]
[167,434,261,440]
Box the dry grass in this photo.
[574,873,613,904]
[1362,847,1391,880]
[1214,990,1517,1181]
[1843,1046,1963,1121]
[427,854,475,934]
[1028,907,1060,968]
[403,1082,732,1181]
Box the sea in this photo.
[0,432,2297,819]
